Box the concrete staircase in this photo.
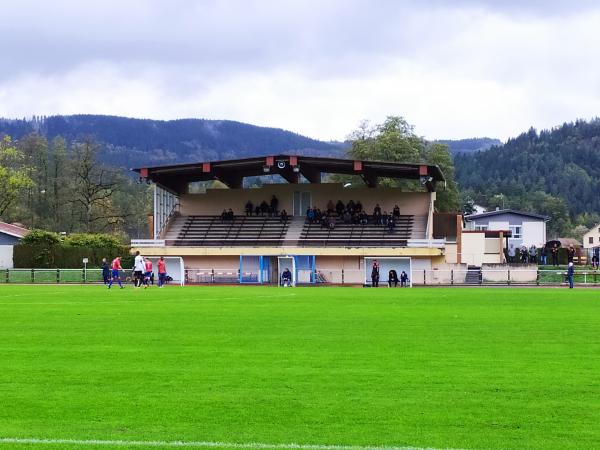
[465,265,481,284]
[283,216,306,246]
[410,215,428,239]
[163,215,187,240]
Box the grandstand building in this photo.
[131,155,457,285]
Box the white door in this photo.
[293,191,312,216]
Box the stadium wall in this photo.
[179,184,430,216]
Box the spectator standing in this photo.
[567,262,575,289]
[529,244,537,264]
[371,260,380,287]
[551,243,559,266]
[508,244,516,263]
[336,200,344,216]
[270,195,279,215]
[520,244,528,263]
[540,246,547,265]
[245,200,253,216]
[592,252,599,270]
[260,201,269,216]
[392,205,400,219]
[567,244,576,264]
[101,258,110,285]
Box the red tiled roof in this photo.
[0,222,29,238]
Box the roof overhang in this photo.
[132,155,445,194]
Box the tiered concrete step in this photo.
[299,215,414,247]
[410,215,427,239]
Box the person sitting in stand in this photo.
[254,205,261,216]
[280,209,288,222]
[227,208,234,220]
[245,200,253,216]
[347,199,355,213]
[315,208,323,223]
[387,215,395,233]
[381,211,389,227]
[336,200,345,216]
[306,207,315,223]
[400,270,409,287]
[343,210,352,224]
[270,195,279,215]
[327,215,336,230]
[355,200,363,212]
[326,200,335,214]
[388,269,399,287]
[260,200,269,216]
[359,211,368,225]
[393,205,400,219]
[220,209,228,221]
[281,267,292,287]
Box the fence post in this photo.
[31,268,35,283]
[536,269,539,286]
[5,268,8,283]
[423,269,426,285]
[82,269,86,283]
[211,269,215,283]
[57,268,60,283]
[451,269,454,285]
[507,269,511,286]
[341,269,344,285]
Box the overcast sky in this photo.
[1,0,599,142]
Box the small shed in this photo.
[0,222,29,268]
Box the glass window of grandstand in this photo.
[474,224,488,231]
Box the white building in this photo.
[0,222,29,268]
[583,224,600,249]
[464,209,548,248]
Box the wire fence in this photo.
[1,267,598,286]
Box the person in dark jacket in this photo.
[567,244,576,263]
[567,262,575,289]
[400,271,409,287]
[551,243,559,266]
[101,258,110,285]
[388,269,398,287]
[371,260,380,287]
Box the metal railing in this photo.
[3,267,598,286]
[132,238,446,248]
[2,268,104,283]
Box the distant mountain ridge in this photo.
[0,115,347,168]
[437,137,502,154]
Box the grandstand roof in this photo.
[132,155,445,193]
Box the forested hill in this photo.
[454,120,600,217]
[438,137,501,154]
[0,115,347,167]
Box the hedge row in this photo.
[13,244,132,269]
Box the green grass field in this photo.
[1,285,599,450]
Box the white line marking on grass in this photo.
[0,437,467,450]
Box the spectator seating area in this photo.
[172,215,289,246]
[299,215,415,247]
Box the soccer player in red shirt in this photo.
[108,256,124,289]
[157,256,167,288]
[144,259,153,288]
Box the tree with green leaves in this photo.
[0,136,33,217]
[344,116,460,211]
